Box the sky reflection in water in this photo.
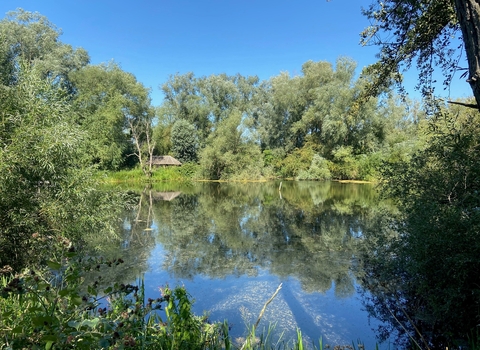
[119,181,394,349]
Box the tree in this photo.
[362,104,480,346]
[0,9,89,90]
[160,73,211,143]
[160,72,261,147]
[70,63,131,169]
[361,0,480,107]
[199,110,263,180]
[127,104,156,177]
[70,63,155,172]
[171,119,199,163]
[0,63,121,270]
[359,0,480,345]
[153,105,177,156]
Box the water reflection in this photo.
[152,182,377,295]
[107,181,392,347]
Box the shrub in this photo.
[330,146,358,180]
[296,154,332,181]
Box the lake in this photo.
[111,181,394,349]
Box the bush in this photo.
[296,154,332,180]
[329,146,359,180]
[356,152,382,181]
[362,108,480,346]
[278,147,314,178]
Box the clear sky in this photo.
[0,0,473,106]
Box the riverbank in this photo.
[95,167,377,184]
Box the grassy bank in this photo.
[96,163,199,183]
[96,166,376,185]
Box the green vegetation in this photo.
[0,254,222,350]
[0,253,368,350]
[361,103,480,348]
[358,0,480,348]
[97,165,200,183]
[2,3,480,349]
[2,7,428,184]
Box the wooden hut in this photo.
[150,156,182,167]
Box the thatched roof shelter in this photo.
[150,156,182,166]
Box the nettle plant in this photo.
[0,254,223,350]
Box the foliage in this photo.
[360,0,480,108]
[70,64,132,170]
[171,119,199,163]
[0,9,89,90]
[97,164,200,183]
[362,105,480,346]
[0,250,368,350]
[296,154,332,181]
[161,72,260,145]
[278,146,315,179]
[176,162,201,179]
[0,256,223,350]
[152,105,174,155]
[0,63,123,270]
[0,9,426,182]
[329,146,358,180]
[199,110,264,180]
[70,62,155,173]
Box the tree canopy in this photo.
[361,0,480,108]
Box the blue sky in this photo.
[0,0,473,106]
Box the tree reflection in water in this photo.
[100,181,395,347]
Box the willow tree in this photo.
[361,0,480,108]
[71,63,155,174]
[0,9,89,90]
[0,63,123,270]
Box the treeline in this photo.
[1,9,429,182]
[157,62,421,180]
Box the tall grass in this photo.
[96,163,200,183]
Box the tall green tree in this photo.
[70,63,155,172]
[160,72,260,146]
[160,73,211,143]
[358,0,480,345]
[0,63,121,270]
[152,105,174,156]
[171,119,199,163]
[0,9,89,90]
[363,104,480,346]
[199,110,263,180]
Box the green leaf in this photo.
[80,318,100,329]
[68,320,79,328]
[33,316,54,327]
[42,334,58,342]
[11,326,23,334]
[58,289,70,297]
[70,296,83,306]
[46,261,62,270]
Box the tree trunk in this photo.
[454,0,480,108]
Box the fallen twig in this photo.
[240,283,283,350]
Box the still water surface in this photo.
[116,181,393,348]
